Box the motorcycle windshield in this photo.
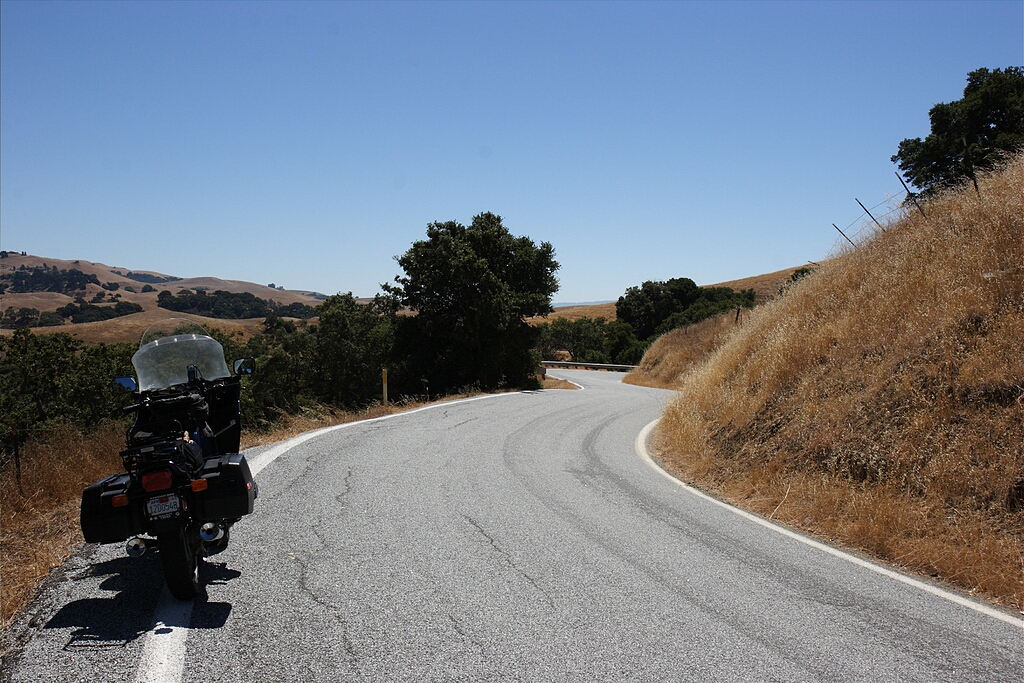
[132,333,231,392]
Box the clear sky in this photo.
[2,1,1022,303]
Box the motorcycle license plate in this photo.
[146,494,180,519]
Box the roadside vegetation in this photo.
[533,280,756,366]
[624,307,754,389]
[1,423,124,632]
[634,155,1023,610]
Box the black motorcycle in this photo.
[81,320,257,600]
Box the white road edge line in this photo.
[132,392,521,682]
[248,392,510,475]
[634,418,1024,630]
[133,588,192,683]
[545,372,585,390]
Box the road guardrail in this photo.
[541,361,638,372]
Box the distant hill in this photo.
[706,266,811,305]
[0,253,348,340]
[528,266,805,325]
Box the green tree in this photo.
[37,312,65,327]
[210,319,314,429]
[893,67,1024,196]
[615,278,698,341]
[1,308,41,329]
[309,293,397,408]
[389,212,559,392]
[603,320,646,365]
[0,329,134,457]
[617,278,755,342]
[537,317,609,363]
[535,317,645,365]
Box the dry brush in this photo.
[652,155,1024,609]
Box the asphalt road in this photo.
[4,370,1021,681]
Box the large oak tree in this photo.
[389,212,559,392]
[893,67,1024,196]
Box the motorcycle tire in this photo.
[159,527,202,600]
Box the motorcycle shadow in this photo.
[44,553,238,649]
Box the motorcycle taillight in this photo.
[141,469,174,493]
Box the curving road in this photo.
[4,370,1021,681]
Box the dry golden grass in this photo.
[624,309,753,389]
[706,265,808,305]
[527,301,618,325]
[542,376,581,390]
[654,155,1024,610]
[1,422,125,630]
[0,309,269,345]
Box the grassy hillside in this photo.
[15,308,269,345]
[527,301,618,324]
[624,308,752,387]
[0,254,330,324]
[645,154,1024,610]
[708,265,810,305]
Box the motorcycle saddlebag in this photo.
[194,453,256,521]
[81,474,135,544]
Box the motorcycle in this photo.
[80,319,257,600]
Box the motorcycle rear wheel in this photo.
[159,527,202,600]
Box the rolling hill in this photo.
[0,254,333,343]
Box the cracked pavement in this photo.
[4,371,1022,682]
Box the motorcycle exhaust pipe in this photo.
[200,522,224,543]
[125,537,148,558]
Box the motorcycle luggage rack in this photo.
[128,419,186,445]
[120,442,182,474]
[121,420,189,475]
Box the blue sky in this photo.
[2,1,1022,303]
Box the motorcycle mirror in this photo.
[233,357,256,376]
[113,376,138,393]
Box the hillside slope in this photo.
[0,255,339,342]
[0,254,328,313]
[652,155,1024,609]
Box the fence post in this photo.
[833,224,856,248]
[13,425,22,495]
[855,198,885,232]
[895,171,927,218]
[382,369,388,406]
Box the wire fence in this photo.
[824,178,915,258]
